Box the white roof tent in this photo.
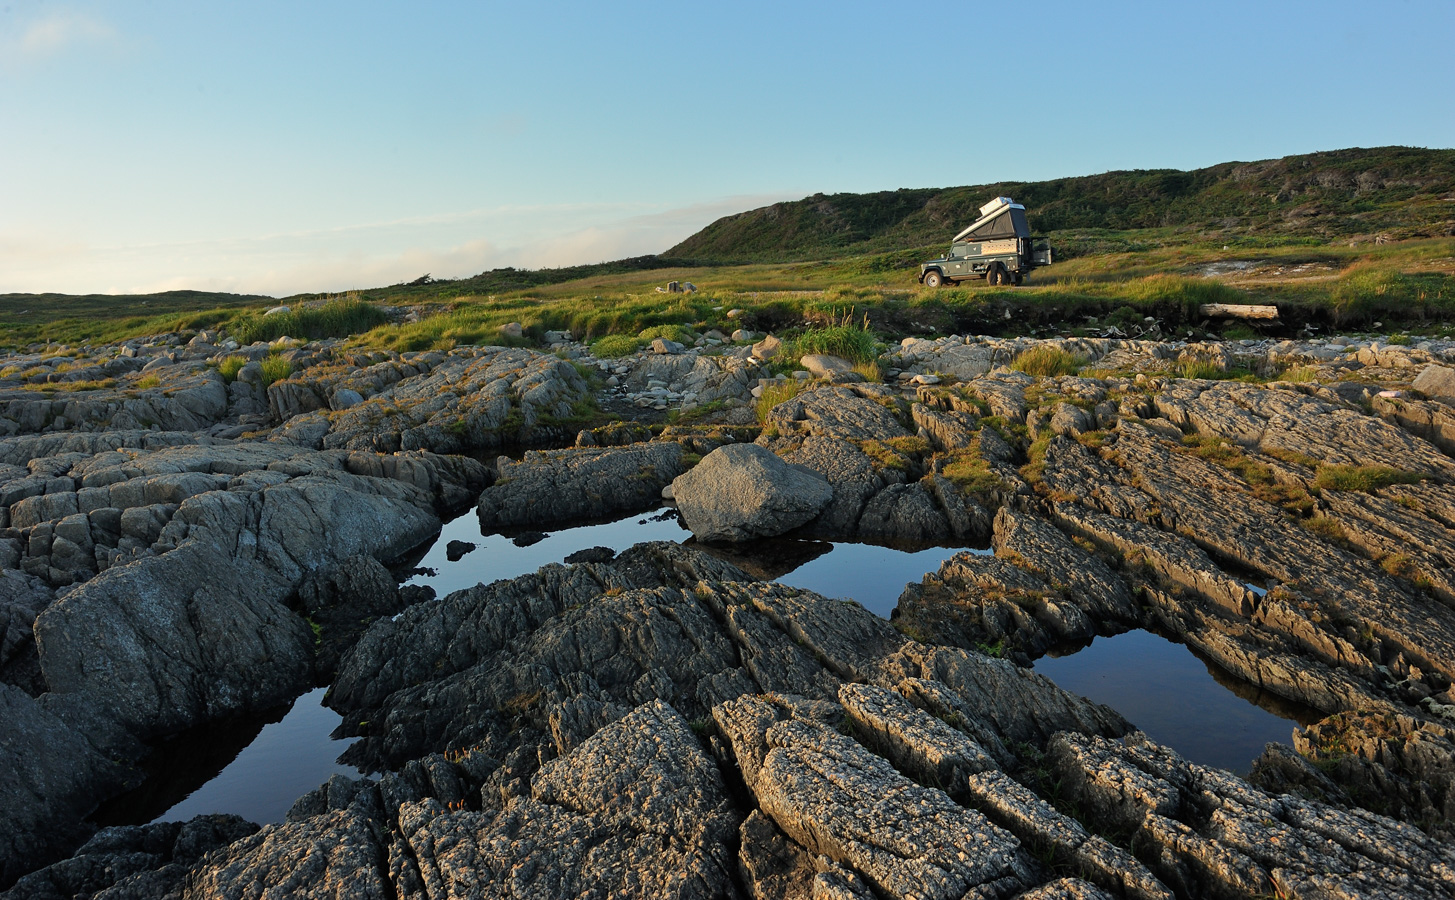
[952,197,1031,243]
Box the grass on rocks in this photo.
[755,380,807,423]
[589,334,644,358]
[259,355,292,388]
[1312,465,1425,492]
[230,297,389,345]
[790,322,879,364]
[1011,347,1087,377]
[216,356,247,382]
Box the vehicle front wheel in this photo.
[923,270,943,288]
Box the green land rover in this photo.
[919,197,1053,287]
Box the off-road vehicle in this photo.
[919,197,1053,287]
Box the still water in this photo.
[97,505,1313,825]
[1034,630,1319,775]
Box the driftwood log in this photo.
[1199,303,1279,320]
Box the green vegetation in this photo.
[230,297,389,345]
[667,147,1455,263]
[589,334,643,358]
[755,380,807,422]
[1011,347,1086,377]
[1312,465,1425,492]
[258,354,292,388]
[217,355,247,382]
[790,321,878,364]
[5,149,1455,352]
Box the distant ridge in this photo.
[666,147,1455,262]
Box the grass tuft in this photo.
[1011,346,1086,378]
[755,380,807,423]
[590,334,644,358]
[231,297,388,345]
[259,354,292,388]
[1313,465,1425,492]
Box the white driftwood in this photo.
[1199,303,1279,320]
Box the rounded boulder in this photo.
[671,444,833,542]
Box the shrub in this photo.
[590,334,643,358]
[1010,346,1086,377]
[135,375,160,389]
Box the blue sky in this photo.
[2,1,1452,296]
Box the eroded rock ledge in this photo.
[5,330,1455,898]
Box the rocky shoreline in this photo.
[2,323,1455,898]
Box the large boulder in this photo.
[671,444,833,542]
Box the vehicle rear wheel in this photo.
[987,263,1006,286]
[1012,271,1024,286]
[923,270,943,288]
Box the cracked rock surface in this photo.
[7,328,1455,899]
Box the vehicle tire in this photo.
[1012,271,1024,286]
[987,263,1006,286]
[923,270,943,288]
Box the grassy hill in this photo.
[666,147,1455,263]
[4,147,1454,351]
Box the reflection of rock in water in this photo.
[1192,639,1324,727]
[686,537,833,582]
[88,698,291,827]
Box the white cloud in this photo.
[13,11,118,59]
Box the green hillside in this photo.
[666,147,1455,262]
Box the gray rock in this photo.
[714,694,1030,899]
[330,388,364,410]
[0,570,53,692]
[672,444,833,542]
[477,442,685,529]
[395,701,741,899]
[499,322,523,339]
[799,354,858,381]
[651,337,686,354]
[752,335,782,360]
[1413,363,1455,401]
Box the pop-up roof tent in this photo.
[952,197,1031,243]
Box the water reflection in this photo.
[93,688,360,826]
[1033,629,1319,775]
[100,505,1316,827]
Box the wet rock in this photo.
[672,444,833,542]
[563,545,614,564]
[511,530,547,547]
[0,683,130,888]
[444,539,475,561]
[478,442,683,529]
[297,554,406,676]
